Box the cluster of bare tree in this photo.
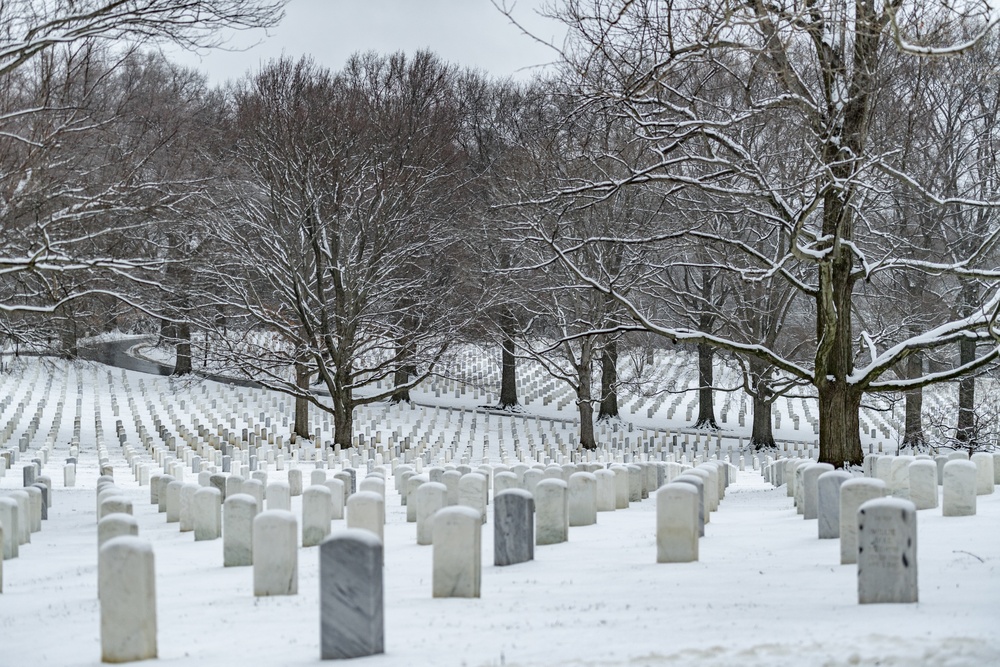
[4,0,1000,464]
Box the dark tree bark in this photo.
[955,336,977,445]
[498,330,519,409]
[748,356,775,449]
[389,340,415,404]
[578,340,597,449]
[597,337,619,421]
[56,303,79,359]
[693,342,718,429]
[293,358,311,441]
[901,352,925,448]
[172,320,193,375]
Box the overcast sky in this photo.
[168,0,564,84]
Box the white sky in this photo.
[167,0,564,84]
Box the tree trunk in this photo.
[333,390,353,449]
[158,318,174,347]
[293,359,311,440]
[58,311,79,359]
[390,364,412,404]
[578,342,596,449]
[818,380,863,467]
[693,343,718,429]
[901,352,924,449]
[332,360,354,448]
[597,338,619,421]
[172,320,192,375]
[498,328,519,409]
[955,336,976,445]
[748,356,775,449]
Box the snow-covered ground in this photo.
[1,358,998,666]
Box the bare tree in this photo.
[210,54,476,446]
[526,1,1000,467]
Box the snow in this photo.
[0,358,998,666]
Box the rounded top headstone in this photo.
[322,527,383,549]
[496,488,533,501]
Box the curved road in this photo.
[79,337,172,376]
[79,337,263,388]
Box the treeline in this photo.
[3,1,1000,465]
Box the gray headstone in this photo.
[802,463,834,520]
[494,489,534,566]
[320,530,384,659]
[817,470,852,539]
[857,498,918,604]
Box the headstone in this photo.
[802,463,835,520]
[100,537,157,662]
[907,460,938,510]
[99,495,133,522]
[302,486,333,547]
[535,478,568,546]
[839,478,887,564]
[970,452,995,495]
[889,455,914,499]
[288,468,303,497]
[673,474,706,537]
[568,472,597,527]
[223,493,257,567]
[857,498,918,604]
[610,465,630,509]
[324,478,345,520]
[494,489,534,566]
[155,475,174,513]
[415,482,448,546]
[0,498,19,559]
[8,491,29,545]
[359,476,385,499]
[209,474,227,500]
[522,468,543,497]
[458,472,488,524]
[347,491,385,544]
[179,483,199,532]
[441,470,462,505]
[493,471,519,495]
[194,487,222,541]
[942,460,977,516]
[241,478,265,511]
[656,482,699,563]
[97,515,140,601]
[165,481,183,523]
[320,530,384,659]
[267,481,291,511]
[594,469,616,512]
[817,470,852,539]
[626,464,643,503]
[226,475,243,499]
[253,510,298,596]
[24,486,42,532]
[432,506,481,598]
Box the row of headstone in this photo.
[655,460,733,562]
